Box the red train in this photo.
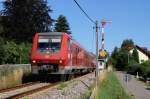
[31,32,96,74]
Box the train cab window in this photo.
[76,48,80,54]
[38,35,62,53]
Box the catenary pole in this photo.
[95,20,99,87]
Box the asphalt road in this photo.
[116,71,150,99]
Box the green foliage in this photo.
[111,47,128,70]
[81,90,91,99]
[140,60,150,77]
[132,48,139,63]
[126,59,141,75]
[58,82,67,90]
[126,60,150,78]
[3,41,20,64]
[116,50,128,70]
[0,37,5,64]
[54,15,71,34]
[97,72,132,99]
[111,47,119,66]
[111,39,136,70]
[0,17,3,34]
[121,39,134,51]
[1,0,53,42]
[0,41,31,64]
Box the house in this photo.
[130,45,150,64]
[98,59,105,70]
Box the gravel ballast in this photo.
[24,73,95,99]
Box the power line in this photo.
[73,0,96,24]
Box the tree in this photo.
[111,39,135,70]
[140,60,150,77]
[54,15,71,34]
[111,47,119,66]
[132,48,139,63]
[0,16,3,34]
[111,47,119,60]
[0,0,53,42]
[121,39,134,51]
[0,37,5,64]
[115,50,128,70]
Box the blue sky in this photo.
[48,0,150,53]
[1,0,150,53]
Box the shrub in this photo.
[0,41,31,64]
[140,60,150,77]
[126,62,141,75]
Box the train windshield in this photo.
[37,35,62,53]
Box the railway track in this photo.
[0,82,40,93]
[0,73,91,99]
[0,82,53,99]
[5,83,58,99]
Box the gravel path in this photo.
[116,71,150,99]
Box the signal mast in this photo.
[101,19,112,51]
[98,19,112,71]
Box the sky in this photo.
[48,0,150,53]
[0,0,150,53]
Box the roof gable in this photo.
[135,45,150,58]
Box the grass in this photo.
[95,72,132,99]
[81,90,92,99]
[57,82,68,90]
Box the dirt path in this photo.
[116,71,150,99]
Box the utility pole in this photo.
[95,20,98,88]
[95,19,111,96]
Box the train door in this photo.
[68,39,72,66]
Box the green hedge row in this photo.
[0,37,31,64]
[126,60,150,78]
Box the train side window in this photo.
[76,48,80,54]
[68,39,72,52]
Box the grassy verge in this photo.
[96,72,132,99]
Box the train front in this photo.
[31,32,68,74]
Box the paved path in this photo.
[116,71,150,99]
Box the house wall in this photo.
[98,61,105,70]
[130,49,149,64]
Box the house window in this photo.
[141,60,144,63]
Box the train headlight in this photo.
[59,60,62,64]
[32,60,36,63]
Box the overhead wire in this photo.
[92,27,96,53]
[73,0,96,24]
[73,0,97,53]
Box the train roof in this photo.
[36,32,95,56]
[37,32,63,36]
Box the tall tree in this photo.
[0,0,53,42]
[111,46,119,60]
[111,47,119,66]
[132,48,139,63]
[121,39,134,51]
[54,15,71,34]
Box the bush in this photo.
[126,62,141,75]
[0,37,5,64]
[140,60,150,77]
[0,41,31,64]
